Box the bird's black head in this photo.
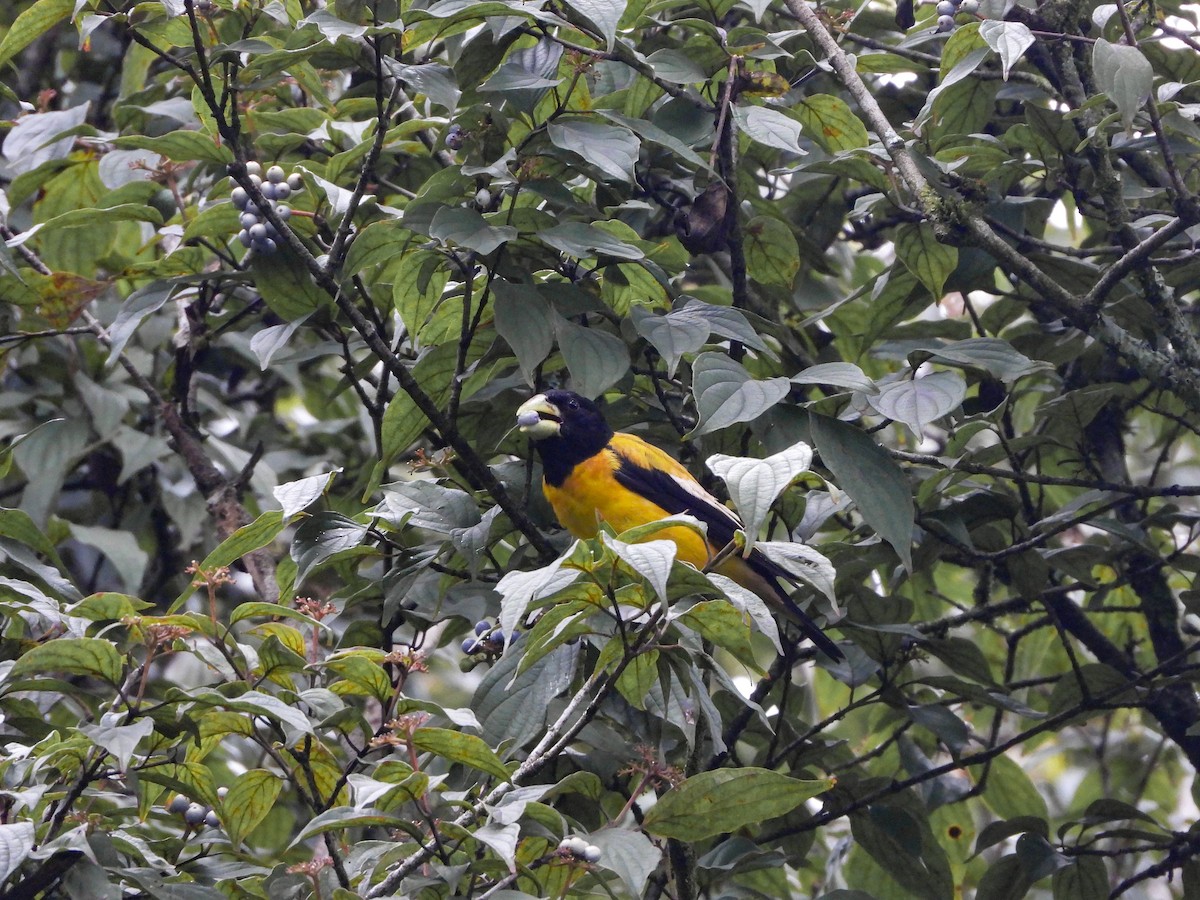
[516,390,614,485]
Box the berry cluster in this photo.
[461,619,521,656]
[166,789,226,830]
[445,123,465,151]
[934,0,978,31]
[558,836,602,863]
[231,162,304,256]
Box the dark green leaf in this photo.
[809,413,914,572]
[644,768,832,840]
[547,119,639,182]
[690,352,789,437]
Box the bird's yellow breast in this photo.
[542,445,715,569]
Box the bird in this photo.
[515,389,843,660]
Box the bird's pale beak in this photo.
[516,395,562,439]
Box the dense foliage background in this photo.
[2,0,1200,896]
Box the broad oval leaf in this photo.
[809,413,914,572]
[223,769,283,846]
[732,106,805,153]
[744,216,800,287]
[793,362,877,393]
[273,469,340,519]
[707,440,813,554]
[8,637,123,685]
[0,822,34,885]
[428,206,516,254]
[643,768,832,840]
[979,21,1035,81]
[547,119,639,182]
[601,533,677,602]
[1093,39,1152,129]
[556,320,630,398]
[691,353,790,437]
[795,93,869,151]
[869,371,966,436]
[411,727,510,781]
[895,224,957,300]
[494,280,555,385]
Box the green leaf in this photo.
[869,371,966,437]
[976,854,1034,900]
[643,768,832,840]
[0,822,34,885]
[474,644,580,750]
[614,647,659,708]
[756,541,837,604]
[411,727,510,781]
[343,220,413,278]
[496,553,581,640]
[292,512,369,585]
[39,203,163,230]
[909,337,1050,384]
[923,637,996,686]
[8,637,123,686]
[0,0,73,71]
[194,689,314,736]
[229,601,325,628]
[493,281,555,385]
[852,803,955,900]
[743,216,800,287]
[291,807,408,846]
[170,511,286,612]
[547,119,639,182]
[895,224,957,300]
[105,281,179,365]
[252,246,332,321]
[71,592,154,621]
[907,704,969,754]
[631,306,709,379]
[794,94,869,151]
[732,106,805,152]
[793,362,876,393]
[1052,857,1108,900]
[601,533,676,602]
[644,48,709,83]
[809,413,914,572]
[540,222,644,260]
[556,320,630,398]
[391,249,450,341]
[707,573,783,654]
[690,353,790,437]
[1093,39,1152,130]
[707,440,812,555]
[678,600,758,668]
[273,470,340,519]
[979,21,1035,81]
[428,206,516,254]
[222,769,284,846]
[112,130,234,165]
[973,817,1049,856]
[562,0,626,47]
[0,506,69,572]
[977,754,1049,821]
[589,828,661,896]
[323,652,392,702]
[78,717,153,770]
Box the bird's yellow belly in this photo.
[542,452,714,569]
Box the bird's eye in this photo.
[567,399,579,409]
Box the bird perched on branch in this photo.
[516,390,842,660]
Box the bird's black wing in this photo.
[612,450,843,661]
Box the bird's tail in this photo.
[764,574,844,661]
